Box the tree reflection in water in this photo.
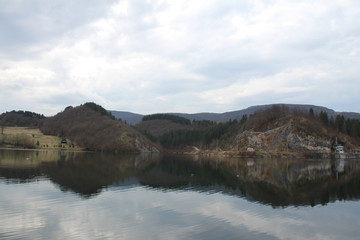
[1,149,360,207]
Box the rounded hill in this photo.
[40,103,160,153]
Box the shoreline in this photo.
[1,146,360,159]
[166,149,360,159]
[0,146,87,152]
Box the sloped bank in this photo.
[40,103,161,153]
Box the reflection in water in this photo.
[0,150,155,197]
[139,155,360,207]
[1,149,360,206]
[1,150,360,240]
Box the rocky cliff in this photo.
[234,122,331,153]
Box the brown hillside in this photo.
[40,105,160,153]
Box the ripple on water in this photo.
[0,231,25,240]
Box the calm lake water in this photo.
[0,149,360,240]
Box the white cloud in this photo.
[0,0,360,114]
[200,68,319,105]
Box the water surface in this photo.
[0,149,359,239]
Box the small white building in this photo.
[247,147,254,152]
[335,145,344,153]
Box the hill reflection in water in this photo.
[0,149,360,207]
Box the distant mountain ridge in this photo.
[109,111,143,125]
[110,104,360,125]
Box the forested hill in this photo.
[0,110,45,127]
[110,104,360,125]
[40,103,160,153]
[1,103,360,153]
[134,105,360,154]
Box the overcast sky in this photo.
[1,0,359,116]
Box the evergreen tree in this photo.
[309,108,314,118]
[329,116,335,129]
[335,115,345,132]
[240,114,248,124]
[351,120,360,137]
[345,118,352,135]
[319,111,329,126]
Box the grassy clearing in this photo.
[0,127,82,150]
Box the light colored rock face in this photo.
[234,123,331,153]
[287,134,331,153]
[135,138,160,153]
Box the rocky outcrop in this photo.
[234,122,331,153]
[287,133,330,152]
[135,138,160,153]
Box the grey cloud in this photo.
[1,0,360,114]
[41,92,89,107]
[0,0,117,59]
[192,57,278,82]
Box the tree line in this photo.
[8,110,45,119]
[159,119,240,147]
[0,110,45,127]
[142,114,191,125]
[314,109,360,137]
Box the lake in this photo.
[0,149,359,240]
